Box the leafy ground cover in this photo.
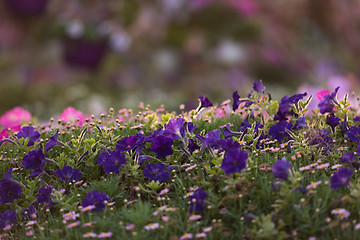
[1,81,360,239]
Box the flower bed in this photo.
[1,81,360,239]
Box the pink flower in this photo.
[58,107,89,126]
[0,107,31,128]
[125,224,135,231]
[225,0,258,17]
[316,89,331,101]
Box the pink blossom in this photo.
[58,107,89,126]
[0,107,31,128]
[225,0,258,17]
[316,89,331,101]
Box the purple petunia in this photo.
[308,129,333,154]
[17,126,40,146]
[221,149,247,175]
[143,162,169,182]
[55,165,82,181]
[269,121,292,142]
[196,129,222,150]
[22,150,46,177]
[188,139,200,155]
[339,152,356,163]
[0,169,22,204]
[272,158,292,180]
[145,127,164,142]
[232,91,242,111]
[326,116,340,132]
[82,190,110,212]
[45,129,64,152]
[22,205,37,220]
[116,133,145,153]
[199,96,213,109]
[331,167,353,190]
[97,150,126,174]
[274,92,307,121]
[0,210,17,230]
[189,188,208,213]
[318,87,339,114]
[348,126,360,142]
[163,118,185,140]
[150,135,174,158]
[36,186,56,207]
[253,80,265,94]
[293,117,307,130]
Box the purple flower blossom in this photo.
[0,169,22,204]
[97,150,126,174]
[348,126,360,142]
[196,129,222,150]
[331,167,353,190]
[189,188,208,213]
[163,118,185,140]
[55,165,82,181]
[219,138,241,152]
[272,158,292,180]
[17,126,40,146]
[81,190,109,212]
[45,130,64,152]
[308,129,333,154]
[22,150,46,177]
[188,139,200,154]
[253,80,265,93]
[22,205,37,220]
[339,152,356,163]
[274,92,307,121]
[145,127,163,142]
[199,96,213,109]
[232,91,241,111]
[293,117,307,130]
[36,186,56,207]
[354,116,360,122]
[0,210,17,230]
[143,162,169,182]
[318,87,339,114]
[150,135,174,158]
[269,121,292,142]
[116,133,145,153]
[221,149,247,175]
[326,116,340,132]
[222,123,242,138]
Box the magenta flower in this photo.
[58,107,89,126]
[0,107,31,128]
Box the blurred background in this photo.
[0,0,360,119]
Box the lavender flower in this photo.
[116,133,145,153]
[45,130,64,152]
[196,129,221,150]
[189,188,208,213]
[150,135,174,158]
[272,158,292,180]
[269,121,292,142]
[163,118,185,140]
[81,190,109,212]
[331,167,353,190]
[253,80,265,93]
[143,162,169,182]
[55,165,82,181]
[17,126,40,146]
[97,150,126,174]
[221,149,247,175]
[22,150,46,177]
[318,87,339,114]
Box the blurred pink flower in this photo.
[316,89,330,101]
[0,107,31,128]
[225,0,258,16]
[58,107,89,126]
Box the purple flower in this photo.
[348,126,360,142]
[196,129,222,150]
[308,129,333,154]
[145,127,164,142]
[326,116,340,132]
[55,165,81,181]
[163,118,185,140]
[22,205,37,220]
[0,210,17,230]
[219,138,241,152]
[253,80,265,93]
[97,150,126,174]
[81,190,109,212]
[36,186,56,207]
[189,188,208,213]
[222,123,242,138]
[232,91,241,111]
[45,130,64,152]
[221,149,247,175]
[0,169,22,204]
[199,96,213,109]
[17,126,40,146]
[318,87,339,114]
[150,135,174,158]
[274,92,307,121]
[269,121,292,142]
[293,117,307,130]
[188,139,200,154]
[339,152,356,163]
[272,158,292,180]
[354,116,360,122]
[331,167,353,190]
[143,162,169,182]
[116,133,145,153]
[22,150,46,177]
